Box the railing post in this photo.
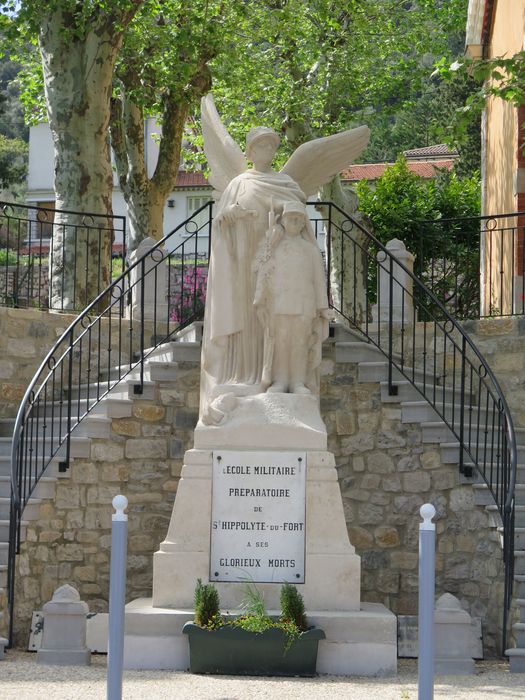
[127,237,167,322]
[418,503,436,700]
[107,495,128,700]
[459,335,467,475]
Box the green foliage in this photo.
[194,578,221,629]
[0,133,27,188]
[280,583,307,631]
[208,0,468,167]
[357,156,481,318]
[192,579,308,652]
[432,51,525,155]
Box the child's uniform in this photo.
[254,223,329,393]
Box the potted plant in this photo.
[183,579,325,676]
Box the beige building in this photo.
[466,0,525,314]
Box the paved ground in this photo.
[0,652,524,699]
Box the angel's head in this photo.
[246,127,280,170]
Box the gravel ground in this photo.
[0,652,524,700]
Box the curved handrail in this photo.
[314,200,516,650]
[8,199,516,652]
[7,201,212,644]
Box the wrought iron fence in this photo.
[8,202,212,644]
[7,200,516,652]
[316,201,516,651]
[0,202,127,311]
[415,212,525,320]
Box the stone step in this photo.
[507,647,525,672]
[143,341,201,364]
[515,551,525,576]
[39,396,132,419]
[358,361,429,385]
[0,566,6,589]
[0,543,7,566]
[515,529,525,549]
[0,436,90,459]
[65,378,156,402]
[146,361,182,382]
[473,482,525,508]
[421,421,525,447]
[0,475,56,501]
[174,320,204,344]
[380,380,470,405]
[440,442,525,465]
[0,496,42,522]
[401,401,500,429]
[512,622,525,647]
[335,341,401,364]
[0,519,26,542]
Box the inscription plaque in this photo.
[210,450,306,583]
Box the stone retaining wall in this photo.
[11,328,505,654]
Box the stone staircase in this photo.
[0,322,202,651]
[1,320,524,667]
[335,325,525,671]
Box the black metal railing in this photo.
[7,202,212,644]
[8,200,516,651]
[0,202,127,311]
[315,201,516,650]
[415,211,525,320]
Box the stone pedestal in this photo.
[123,442,397,675]
[37,585,91,666]
[434,593,475,674]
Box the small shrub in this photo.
[280,583,307,631]
[194,578,220,628]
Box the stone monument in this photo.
[123,94,397,675]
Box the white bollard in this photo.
[107,495,128,700]
[418,503,436,700]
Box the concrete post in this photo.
[127,237,168,320]
[418,503,436,700]
[375,238,415,323]
[107,495,129,700]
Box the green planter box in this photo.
[183,622,325,676]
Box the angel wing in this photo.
[201,93,247,196]
[280,126,370,197]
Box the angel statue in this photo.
[199,93,369,425]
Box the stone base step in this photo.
[122,598,397,676]
[507,647,525,672]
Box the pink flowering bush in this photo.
[170,264,208,325]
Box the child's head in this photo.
[281,201,307,236]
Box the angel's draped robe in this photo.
[200,169,307,421]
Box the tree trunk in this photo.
[39,9,138,311]
[321,176,369,327]
[110,89,189,255]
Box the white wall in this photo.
[27,121,325,256]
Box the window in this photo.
[185,195,211,235]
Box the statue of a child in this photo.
[253,200,333,395]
